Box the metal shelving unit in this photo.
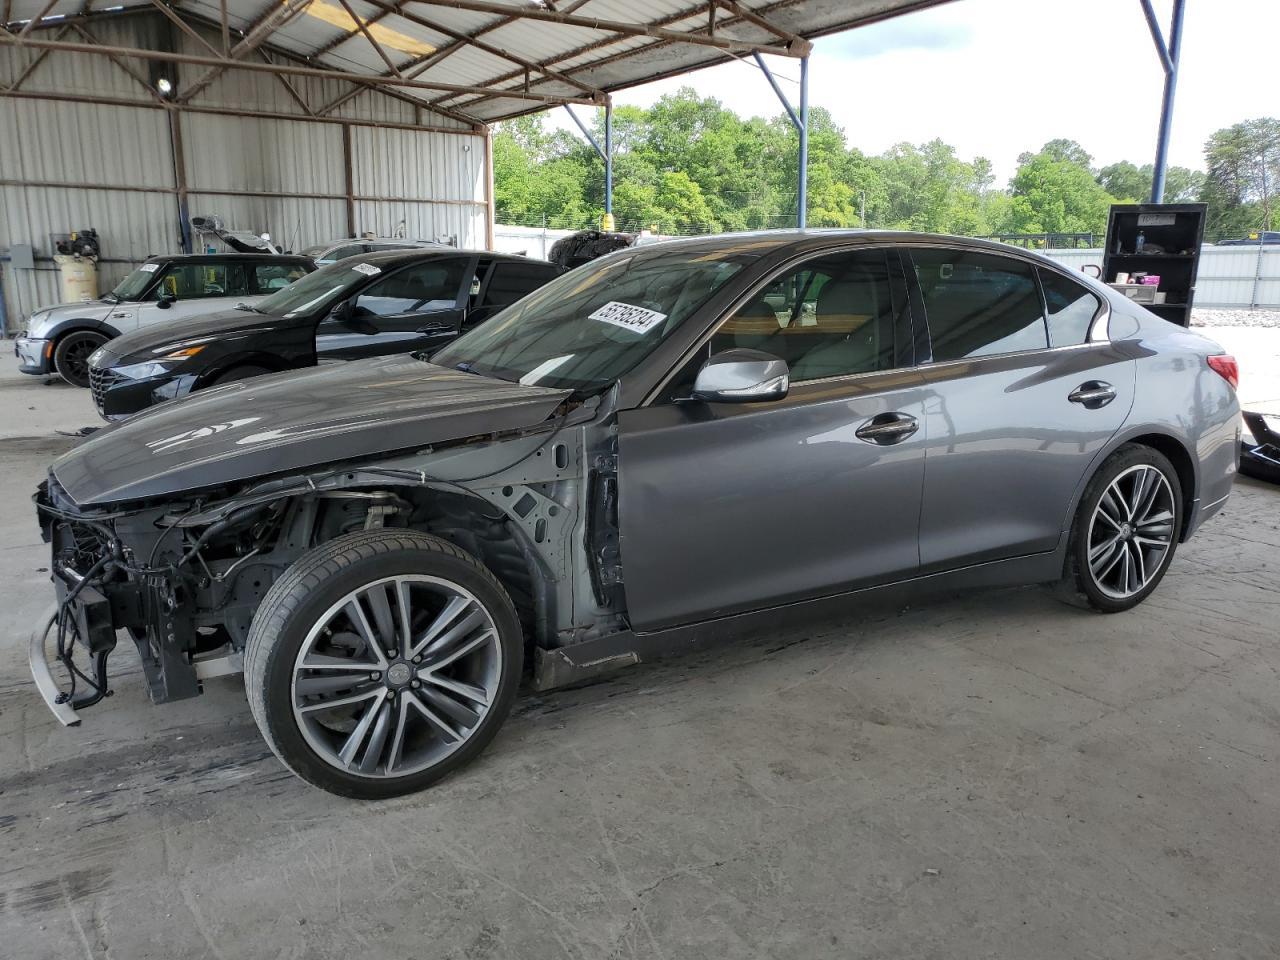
[1101,203,1207,326]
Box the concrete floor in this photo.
[1,341,1278,960]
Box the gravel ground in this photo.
[1192,307,1280,328]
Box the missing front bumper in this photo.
[28,603,110,726]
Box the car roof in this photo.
[328,248,552,267]
[145,253,314,263]
[624,228,1064,258]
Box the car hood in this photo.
[52,356,572,506]
[27,300,115,334]
[96,307,285,364]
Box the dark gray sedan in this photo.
[33,231,1239,798]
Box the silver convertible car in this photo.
[32,231,1239,798]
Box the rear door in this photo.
[315,256,473,361]
[617,247,927,631]
[906,247,1134,571]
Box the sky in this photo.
[552,0,1279,185]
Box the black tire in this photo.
[209,364,272,387]
[1058,443,1183,613]
[54,330,108,388]
[244,529,523,799]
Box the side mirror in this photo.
[691,348,789,404]
[156,295,173,310]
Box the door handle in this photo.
[855,412,919,445]
[1068,381,1116,408]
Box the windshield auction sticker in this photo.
[350,263,382,276]
[589,301,667,334]
[139,263,160,273]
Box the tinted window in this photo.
[709,250,898,382]
[1040,269,1102,346]
[152,263,235,300]
[482,261,559,308]
[353,259,466,317]
[912,249,1047,361]
[224,263,250,297]
[254,262,309,294]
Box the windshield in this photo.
[110,262,163,301]
[254,260,381,317]
[432,245,756,391]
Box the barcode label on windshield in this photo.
[351,263,382,276]
[140,263,159,273]
[589,301,667,334]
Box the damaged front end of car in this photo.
[31,383,631,727]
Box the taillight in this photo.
[1207,354,1239,390]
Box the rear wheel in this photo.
[245,529,523,799]
[1059,444,1183,613]
[54,331,108,388]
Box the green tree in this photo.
[1203,117,1280,236]
[1007,146,1117,235]
[1097,160,1204,203]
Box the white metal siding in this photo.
[1,15,489,333]
[1041,247,1280,309]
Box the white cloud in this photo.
[553,0,1279,186]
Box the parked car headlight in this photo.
[114,345,206,380]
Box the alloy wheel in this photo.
[60,335,101,386]
[1086,464,1176,600]
[290,575,502,779]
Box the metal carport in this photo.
[1,0,1187,289]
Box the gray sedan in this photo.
[34,231,1240,798]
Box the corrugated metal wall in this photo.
[0,13,489,333]
[1042,247,1280,309]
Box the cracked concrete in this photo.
[1,351,1278,959]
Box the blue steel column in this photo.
[604,99,614,229]
[797,54,809,228]
[1146,0,1185,203]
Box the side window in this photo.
[153,263,230,300]
[254,263,308,294]
[353,259,466,318]
[482,262,559,309]
[1039,269,1103,347]
[911,249,1047,361]
[223,263,250,297]
[707,250,899,383]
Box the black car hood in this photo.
[97,308,288,363]
[53,356,572,506]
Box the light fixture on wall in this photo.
[157,77,173,96]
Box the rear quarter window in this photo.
[1039,269,1103,346]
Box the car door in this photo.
[906,246,1135,572]
[616,247,927,632]
[315,256,472,361]
[135,261,245,330]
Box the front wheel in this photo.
[1059,444,1183,613]
[54,331,108,388]
[244,529,523,799]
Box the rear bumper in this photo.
[15,336,52,375]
